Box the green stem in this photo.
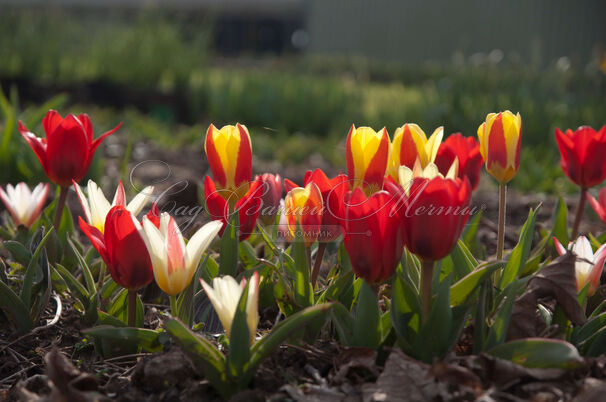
[53,186,69,229]
[571,189,587,240]
[496,183,507,260]
[128,289,137,327]
[97,263,106,291]
[170,295,178,317]
[421,260,434,323]
[306,246,312,273]
[311,242,327,289]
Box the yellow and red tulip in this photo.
[204,123,252,202]
[74,180,153,234]
[389,123,443,179]
[284,182,324,247]
[0,183,49,228]
[140,212,222,296]
[346,125,390,194]
[477,111,522,184]
[200,272,260,344]
[18,110,121,187]
[554,236,606,296]
[79,205,154,291]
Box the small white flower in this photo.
[0,182,49,227]
[200,273,260,344]
[74,179,153,233]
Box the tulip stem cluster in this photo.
[497,183,507,260]
[572,189,587,240]
[53,186,69,229]
[420,260,434,323]
[311,243,326,289]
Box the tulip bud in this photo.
[256,173,282,225]
[346,125,390,194]
[554,236,606,296]
[477,111,522,184]
[555,125,606,189]
[19,110,121,187]
[0,183,49,228]
[435,133,484,191]
[284,182,323,247]
[389,124,443,178]
[200,272,260,344]
[204,123,252,202]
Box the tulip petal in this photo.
[18,121,48,174]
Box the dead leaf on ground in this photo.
[507,253,584,340]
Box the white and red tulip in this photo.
[0,182,49,228]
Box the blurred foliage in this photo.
[0,8,604,194]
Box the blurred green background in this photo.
[0,1,605,194]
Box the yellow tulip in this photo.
[389,124,443,179]
[346,125,390,194]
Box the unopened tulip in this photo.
[342,187,405,284]
[79,205,153,291]
[399,160,471,262]
[256,173,282,225]
[284,182,324,247]
[204,176,263,241]
[204,123,252,202]
[200,272,259,344]
[477,111,522,184]
[19,110,121,187]
[555,125,606,189]
[0,183,49,228]
[140,212,222,296]
[588,188,606,224]
[435,133,484,191]
[74,180,153,233]
[389,124,443,178]
[554,236,606,296]
[346,125,390,194]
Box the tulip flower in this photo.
[200,272,259,344]
[74,180,154,233]
[477,111,522,260]
[140,212,222,316]
[435,133,484,191]
[0,183,49,228]
[555,125,606,238]
[19,110,121,228]
[284,182,323,248]
[79,205,154,326]
[346,125,390,194]
[204,176,263,241]
[477,111,522,185]
[389,124,443,178]
[398,160,471,320]
[554,236,606,296]
[588,188,606,224]
[256,173,282,225]
[341,187,405,284]
[204,123,252,203]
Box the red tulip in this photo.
[256,173,283,225]
[401,176,472,261]
[342,187,405,283]
[435,133,484,191]
[79,205,153,290]
[204,176,263,241]
[19,110,121,187]
[555,125,606,189]
[284,182,324,247]
[285,169,349,242]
